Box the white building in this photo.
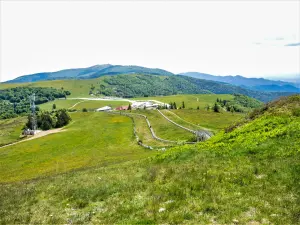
[131,101,160,109]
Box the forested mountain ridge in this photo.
[179,72,299,92]
[5,64,174,83]
[95,74,294,102]
[1,74,295,103]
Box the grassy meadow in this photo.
[135,94,234,109]
[2,76,298,224]
[0,96,299,224]
[0,117,27,147]
[138,110,196,142]
[172,109,244,132]
[130,114,170,147]
[39,99,130,111]
[0,112,154,183]
[39,99,83,111]
[0,78,105,98]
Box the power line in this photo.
[29,93,37,131]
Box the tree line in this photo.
[0,87,71,119]
[25,109,71,131]
[212,94,263,113]
[87,74,293,102]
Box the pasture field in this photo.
[172,109,244,131]
[38,99,83,111]
[0,78,105,98]
[134,94,234,109]
[39,99,130,111]
[160,109,207,131]
[0,112,154,183]
[138,110,196,142]
[0,117,27,147]
[130,114,172,148]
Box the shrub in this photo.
[292,108,300,117]
[213,103,220,113]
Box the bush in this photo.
[55,109,72,128]
[213,103,220,112]
[82,108,88,112]
[292,108,300,117]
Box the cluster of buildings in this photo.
[96,101,161,112]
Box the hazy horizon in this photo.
[2,63,299,83]
[1,1,299,82]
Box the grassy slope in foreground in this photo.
[0,95,299,224]
[0,112,154,182]
[0,117,26,147]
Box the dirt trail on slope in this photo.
[68,100,88,109]
[0,128,65,149]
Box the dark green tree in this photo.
[55,109,71,128]
[213,103,220,112]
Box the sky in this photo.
[0,0,300,82]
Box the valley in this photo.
[0,74,299,224]
[0,94,299,224]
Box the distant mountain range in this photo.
[6,64,174,83]
[5,64,299,94]
[179,72,300,93]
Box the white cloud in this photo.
[0,0,299,81]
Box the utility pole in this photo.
[29,93,37,131]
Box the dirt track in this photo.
[0,128,64,149]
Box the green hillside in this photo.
[135,94,234,109]
[39,99,83,111]
[0,95,299,224]
[6,64,174,83]
[162,109,243,132]
[0,117,26,147]
[0,79,96,98]
[0,74,294,102]
[0,87,70,119]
